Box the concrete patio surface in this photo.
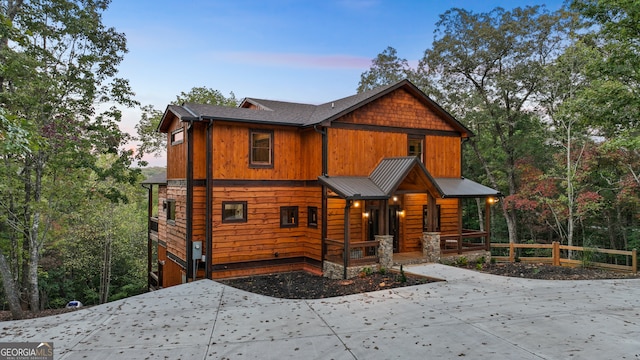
[1,263,638,359]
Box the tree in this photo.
[570,0,640,186]
[418,6,577,243]
[0,0,136,313]
[357,46,414,93]
[135,87,238,162]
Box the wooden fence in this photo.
[491,242,637,274]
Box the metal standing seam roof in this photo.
[319,157,500,200]
[432,177,501,198]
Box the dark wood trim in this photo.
[206,120,213,279]
[211,256,321,272]
[167,251,187,269]
[212,179,320,187]
[172,179,320,187]
[167,179,206,187]
[158,240,167,248]
[331,122,462,137]
[186,121,194,279]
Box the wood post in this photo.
[553,241,560,266]
[509,242,515,262]
[633,249,637,275]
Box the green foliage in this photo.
[357,46,414,93]
[378,267,387,275]
[456,256,468,267]
[398,265,407,283]
[360,266,374,277]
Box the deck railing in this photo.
[440,229,489,254]
[491,242,637,274]
[325,238,379,266]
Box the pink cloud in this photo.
[215,51,372,69]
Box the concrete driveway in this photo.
[1,264,638,359]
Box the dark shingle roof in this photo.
[158,80,472,135]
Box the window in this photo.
[250,130,273,167]
[171,128,184,145]
[280,206,298,228]
[422,204,440,232]
[166,199,176,222]
[307,206,318,228]
[222,201,247,223]
[408,136,423,163]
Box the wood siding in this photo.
[425,135,461,177]
[166,116,186,179]
[337,88,457,131]
[212,122,313,180]
[211,185,322,264]
[328,128,406,176]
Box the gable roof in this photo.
[318,157,500,200]
[158,80,472,136]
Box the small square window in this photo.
[171,128,184,145]
[250,130,273,167]
[307,206,318,228]
[166,199,176,222]
[280,206,298,228]
[222,201,247,223]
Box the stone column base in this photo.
[423,232,441,263]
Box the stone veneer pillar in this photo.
[423,232,441,263]
[376,235,394,269]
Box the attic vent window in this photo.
[249,129,273,168]
[171,128,184,145]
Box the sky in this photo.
[101,0,565,167]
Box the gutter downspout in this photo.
[205,120,213,279]
[186,120,194,281]
[314,125,328,265]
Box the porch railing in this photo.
[440,229,489,254]
[325,238,379,266]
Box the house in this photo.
[142,79,500,289]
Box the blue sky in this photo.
[102,0,564,166]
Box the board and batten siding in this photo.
[212,121,321,180]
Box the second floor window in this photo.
[250,130,273,167]
[408,136,423,163]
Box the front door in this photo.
[388,205,400,253]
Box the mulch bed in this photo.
[476,262,640,280]
[219,270,437,299]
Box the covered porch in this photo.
[319,157,500,279]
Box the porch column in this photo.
[422,232,441,263]
[377,235,393,270]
